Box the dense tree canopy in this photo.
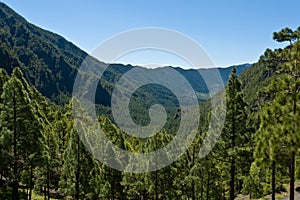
[1,26,300,200]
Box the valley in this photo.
[0,2,300,200]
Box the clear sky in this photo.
[1,0,300,67]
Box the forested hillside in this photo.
[0,2,250,132]
[1,2,300,200]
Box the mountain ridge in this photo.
[0,2,251,130]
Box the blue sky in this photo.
[2,0,300,67]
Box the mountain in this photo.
[239,61,274,107]
[0,2,251,128]
[173,63,251,97]
[0,2,103,103]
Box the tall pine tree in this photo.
[214,68,248,200]
[257,27,300,199]
[0,67,44,200]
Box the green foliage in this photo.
[59,99,105,200]
[253,26,300,200]
[0,3,251,132]
[0,67,45,200]
[1,4,300,199]
[212,68,251,200]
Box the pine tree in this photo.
[256,27,300,200]
[0,67,44,200]
[29,87,61,200]
[172,132,206,200]
[59,98,103,199]
[141,130,177,200]
[255,101,283,200]
[97,116,126,199]
[122,136,147,199]
[0,68,9,192]
[0,68,9,99]
[214,68,248,200]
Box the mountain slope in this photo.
[0,2,85,98]
[174,64,251,97]
[239,60,276,108]
[0,2,251,129]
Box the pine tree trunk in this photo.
[230,158,235,200]
[12,88,18,200]
[44,186,47,200]
[290,151,295,200]
[230,127,236,200]
[272,160,275,200]
[47,168,50,200]
[290,55,297,200]
[145,190,147,200]
[75,134,80,200]
[29,165,33,200]
[230,89,236,200]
